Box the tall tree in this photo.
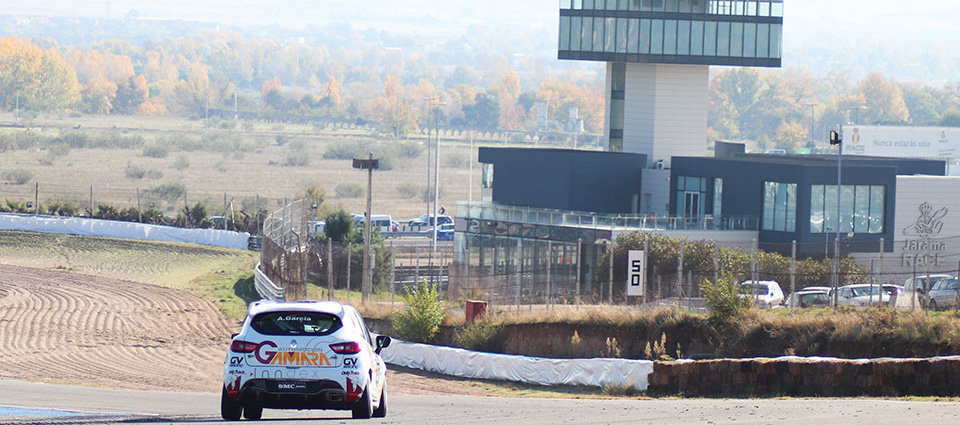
[857,72,909,124]
[82,77,118,114]
[114,75,148,114]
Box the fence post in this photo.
[136,188,142,222]
[515,239,522,312]
[89,185,94,214]
[546,241,552,309]
[677,245,684,307]
[607,243,614,304]
[576,238,582,305]
[791,240,796,308]
[643,236,649,305]
[346,243,352,303]
[327,238,333,301]
[712,241,718,285]
[389,240,396,310]
[34,182,39,215]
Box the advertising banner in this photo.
[842,125,958,158]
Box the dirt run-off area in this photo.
[0,264,493,396]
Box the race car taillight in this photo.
[329,341,361,354]
[230,339,257,353]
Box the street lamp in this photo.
[431,100,447,253]
[422,96,434,220]
[829,130,842,310]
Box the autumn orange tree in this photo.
[0,38,80,113]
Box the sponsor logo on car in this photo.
[253,340,332,366]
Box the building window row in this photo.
[810,185,885,235]
[559,15,781,59]
[560,0,783,17]
[762,181,796,232]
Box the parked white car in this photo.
[927,278,960,311]
[740,280,784,308]
[222,300,390,420]
[836,284,890,307]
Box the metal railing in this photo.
[456,201,758,231]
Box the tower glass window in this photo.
[559,0,783,67]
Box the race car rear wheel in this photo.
[220,387,242,421]
[351,387,372,419]
[372,384,387,418]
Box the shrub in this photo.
[271,124,285,131]
[174,154,190,170]
[396,182,419,199]
[392,280,446,343]
[125,163,146,179]
[276,135,291,146]
[144,182,186,203]
[285,140,311,166]
[323,140,368,160]
[142,142,170,158]
[2,169,32,185]
[444,153,466,168]
[702,274,752,330]
[455,321,505,353]
[146,169,164,179]
[241,122,255,132]
[335,182,364,198]
[421,186,445,203]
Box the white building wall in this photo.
[621,63,709,168]
[852,176,960,281]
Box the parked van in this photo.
[353,214,399,233]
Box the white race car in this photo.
[221,300,390,420]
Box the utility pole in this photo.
[353,154,380,303]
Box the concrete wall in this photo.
[622,63,708,168]
[648,357,960,397]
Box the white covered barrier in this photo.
[0,213,250,250]
[380,339,654,390]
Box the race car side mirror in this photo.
[375,335,391,354]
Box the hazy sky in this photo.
[6,1,960,80]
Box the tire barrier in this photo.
[380,338,653,390]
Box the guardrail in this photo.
[254,262,285,301]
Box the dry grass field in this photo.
[0,112,499,221]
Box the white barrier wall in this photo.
[381,339,653,390]
[0,213,250,250]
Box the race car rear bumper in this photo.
[238,379,349,409]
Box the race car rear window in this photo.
[251,312,342,336]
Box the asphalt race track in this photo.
[2,379,960,425]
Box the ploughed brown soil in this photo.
[0,264,483,395]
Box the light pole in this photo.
[423,96,434,220]
[829,129,843,310]
[431,100,446,253]
[353,153,380,304]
